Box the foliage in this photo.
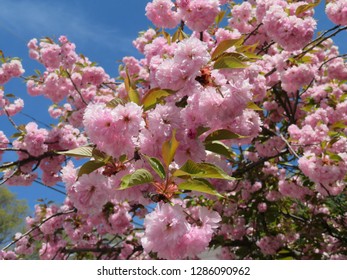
[1,0,347,260]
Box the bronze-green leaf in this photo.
[214,55,248,69]
[295,0,320,16]
[78,160,106,177]
[246,101,263,111]
[211,38,244,61]
[142,88,174,111]
[162,129,179,168]
[143,155,166,179]
[56,146,94,158]
[173,159,234,180]
[205,129,244,142]
[204,140,234,159]
[119,169,154,190]
[178,179,223,197]
[128,87,141,105]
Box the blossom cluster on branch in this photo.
[1,0,347,260]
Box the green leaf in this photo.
[196,126,211,137]
[172,27,188,42]
[330,121,347,130]
[236,42,259,54]
[204,141,234,159]
[92,148,111,163]
[326,151,343,162]
[205,129,244,142]
[178,179,223,197]
[143,155,166,179]
[295,0,320,16]
[124,68,131,93]
[214,55,248,69]
[78,161,106,177]
[119,154,127,163]
[211,38,244,61]
[142,88,174,111]
[56,146,93,158]
[161,30,171,44]
[246,101,263,111]
[162,129,179,168]
[106,98,125,108]
[173,159,234,180]
[215,10,226,25]
[129,87,141,105]
[119,169,154,190]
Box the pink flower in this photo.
[256,235,284,255]
[68,171,113,215]
[83,102,144,158]
[0,130,9,161]
[145,0,180,29]
[141,203,190,259]
[179,0,220,32]
[326,0,347,26]
[262,4,316,51]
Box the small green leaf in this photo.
[173,159,234,180]
[10,132,24,139]
[215,10,226,25]
[204,141,234,159]
[92,148,110,163]
[330,121,347,130]
[161,30,171,44]
[119,169,154,190]
[124,68,131,93]
[211,38,244,61]
[172,27,188,42]
[162,129,179,168]
[295,0,320,16]
[106,98,125,108]
[56,146,93,158]
[214,55,248,69]
[326,151,343,162]
[246,102,263,111]
[325,86,333,93]
[178,179,223,197]
[119,154,127,163]
[78,161,105,177]
[129,87,141,105]
[236,42,259,54]
[143,155,166,179]
[142,88,174,111]
[196,126,211,137]
[205,129,244,142]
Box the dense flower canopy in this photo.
[1,0,347,260]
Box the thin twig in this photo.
[278,133,300,159]
[243,23,263,44]
[2,208,76,251]
[66,71,88,106]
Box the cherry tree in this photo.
[1,0,347,260]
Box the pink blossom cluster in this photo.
[1,0,347,260]
[262,4,316,51]
[326,0,347,26]
[0,59,24,85]
[141,203,221,259]
[83,102,144,159]
[154,37,210,90]
[177,0,220,32]
[145,0,180,29]
[0,130,9,161]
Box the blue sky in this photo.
[0,0,346,213]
